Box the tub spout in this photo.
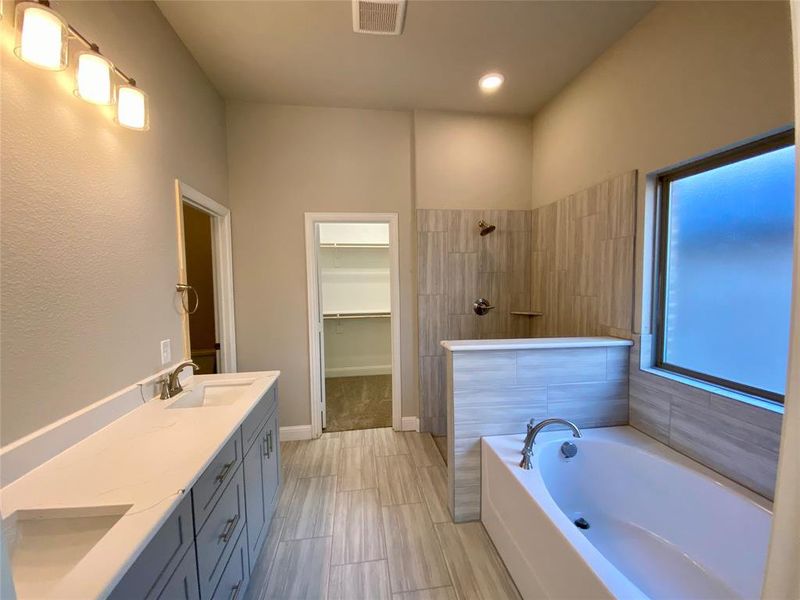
[519,418,582,470]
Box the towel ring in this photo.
[176,283,199,315]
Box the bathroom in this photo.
[1,1,799,599]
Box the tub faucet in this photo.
[520,418,582,470]
[161,360,199,399]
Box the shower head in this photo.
[478,220,496,236]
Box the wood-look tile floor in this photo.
[245,428,521,600]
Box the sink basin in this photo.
[3,504,132,598]
[166,379,255,409]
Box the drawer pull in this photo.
[262,436,270,458]
[219,513,240,543]
[215,461,234,484]
[268,430,274,454]
[230,581,242,600]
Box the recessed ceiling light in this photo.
[479,72,504,93]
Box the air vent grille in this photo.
[352,0,407,35]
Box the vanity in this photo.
[1,371,281,600]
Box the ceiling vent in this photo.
[352,0,407,35]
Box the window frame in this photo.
[654,129,795,405]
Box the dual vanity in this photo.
[1,370,281,600]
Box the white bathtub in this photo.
[481,426,773,600]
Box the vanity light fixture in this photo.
[75,47,114,105]
[116,82,149,130]
[14,1,69,70]
[479,72,505,93]
[12,0,150,131]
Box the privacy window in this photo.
[656,131,795,403]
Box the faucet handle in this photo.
[159,377,171,400]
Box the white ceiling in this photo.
[157,0,655,115]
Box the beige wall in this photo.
[415,110,532,210]
[226,104,416,426]
[531,0,794,210]
[530,0,794,335]
[0,1,228,445]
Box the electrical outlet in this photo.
[160,339,171,366]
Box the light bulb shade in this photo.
[75,51,114,105]
[14,2,69,70]
[116,85,149,131]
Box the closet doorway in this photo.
[305,213,402,437]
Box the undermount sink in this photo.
[3,504,132,598]
[166,379,255,409]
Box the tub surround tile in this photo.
[382,503,451,593]
[329,561,392,600]
[628,341,782,500]
[447,339,631,522]
[418,232,448,296]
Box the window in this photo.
[655,131,795,403]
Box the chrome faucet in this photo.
[160,360,200,399]
[519,418,582,470]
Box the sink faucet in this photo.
[519,418,582,470]
[160,360,200,399]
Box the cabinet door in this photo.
[243,423,267,572]
[261,410,280,518]
[156,545,200,600]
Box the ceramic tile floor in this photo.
[245,428,520,600]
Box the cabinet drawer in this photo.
[197,465,246,599]
[109,494,194,600]
[241,386,276,452]
[211,528,249,600]
[193,433,242,532]
[156,544,200,600]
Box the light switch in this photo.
[160,339,171,365]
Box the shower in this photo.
[478,220,496,236]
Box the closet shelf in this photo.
[323,311,391,320]
[510,311,544,317]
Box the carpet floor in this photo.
[324,374,392,432]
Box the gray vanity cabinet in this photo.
[242,399,280,573]
[109,383,279,600]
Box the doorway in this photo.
[175,180,237,373]
[305,214,402,437]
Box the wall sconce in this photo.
[75,48,114,105]
[116,83,149,131]
[12,0,149,131]
[14,2,69,70]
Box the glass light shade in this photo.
[116,85,149,131]
[14,3,69,70]
[75,51,114,105]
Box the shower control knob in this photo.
[473,298,495,316]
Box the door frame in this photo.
[174,180,238,373]
[304,212,402,437]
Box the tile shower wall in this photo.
[629,335,783,499]
[530,171,637,339]
[417,209,534,434]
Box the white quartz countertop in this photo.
[440,336,633,352]
[0,370,279,600]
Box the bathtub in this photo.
[481,426,773,600]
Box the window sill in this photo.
[639,365,785,416]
